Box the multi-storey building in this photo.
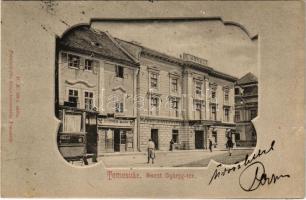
[55,25,238,159]
[117,40,237,151]
[55,25,139,158]
[234,72,258,147]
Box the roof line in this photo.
[116,37,237,81]
[210,69,238,81]
[104,31,140,65]
[59,44,138,67]
[116,38,183,64]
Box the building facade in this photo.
[234,72,258,147]
[55,25,238,159]
[117,39,237,151]
[55,25,139,159]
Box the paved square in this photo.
[98,149,254,168]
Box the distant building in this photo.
[55,25,239,161]
[234,72,258,147]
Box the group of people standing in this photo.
[147,135,234,164]
[209,136,234,156]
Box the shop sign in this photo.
[98,118,132,127]
[182,53,208,66]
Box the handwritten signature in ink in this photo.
[239,161,290,191]
[208,140,290,191]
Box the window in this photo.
[224,108,229,122]
[194,100,202,120]
[170,98,179,117]
[68,54,80,68]
[85,59,93,71]
[151,97,158,108]
[151,96,159,115]
[84,91,94,110]
[170,99,178,110]
[150,73,158,89]
[211,105,216,120]
[120,131,126,144]
[235,110,240,122]
[195,81,202,95]
[196,102,201,111]
[68,89,79,107]
[235,88,240,95]
[116,65,124,78]
[244,87,257,96]
[224,91,229,102]
[172,130,179,143]
[115,102,124,113]
[211,90,216,99]
[171,78,178,92]
[250,109,257,119]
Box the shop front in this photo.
[97,118,134,154]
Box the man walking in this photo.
[226,136,233,156]
[169,139,174,151]
[147,139,155,164]
[209,139,213,152]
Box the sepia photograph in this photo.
[55,21,258,167]
[1,1,304,198]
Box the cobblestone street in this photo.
[98,149,254,168]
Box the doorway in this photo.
[114,129,120,152]
[195,131,204,149]
[151,129,159,150]
[86,124,97,154]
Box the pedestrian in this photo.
[82,155,89,165]
[226,136,233,156]
[147,139,155,164]
[209,139,213,152]
[169,139,174,151]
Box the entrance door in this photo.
[114,129,120,152]
[151,129,159,150]
[86,124,97,154]
[195,131,204,149]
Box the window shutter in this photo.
[93,60,99,74]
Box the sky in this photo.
[93,20,258,78]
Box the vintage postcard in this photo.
[1,1,304,198]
